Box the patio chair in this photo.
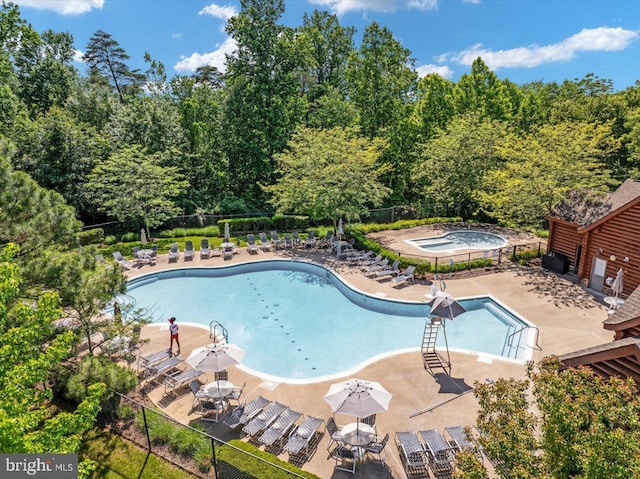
[392,265,416,288]
[419,429,455,473]
[395,431,429,476]
[95,254,105,264]
[270,231,286,249]
[283,233,293,248]
[168,243,180,262]
[214,370,228,381]
[374,259,401,280]
[325,416,343,447]
[365,432,390,467]
[222,396,270,429]
[224,381,246,407]
[304,230,316,248]
[164,368,205,395]
[283,415,324,456]
[112,251,133,270]
[242,401,287,436]
[189,380,221,417]
[363,258,389,276]
[246,234,259,255]
[200,239,211,259]
[258,232,272,252]
[317,231,333,249]
[292,231,301,247]
[258,407,302,446]
[361,414,376,431]
[184,240,195,261]
[327,443,356,474]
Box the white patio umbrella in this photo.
[224,222,230,243]
[427,290,466,321]
[140,228,147,244]
[186,342,245,372]
[324,378,392,419]
[337,218,344,240]
[612,268,624,297]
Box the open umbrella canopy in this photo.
[428,291,466,320]
[324,378,392,418]
[612,268,624,297]
[186,342,244,372]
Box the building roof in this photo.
[548,179,640,227]
[603,284,640,330]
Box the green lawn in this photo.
[80,428,195,479]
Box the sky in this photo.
[12,0,640,91]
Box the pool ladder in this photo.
[421,319,451,376]
[209,320,229,343]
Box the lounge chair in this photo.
[184,240,195,261]
[317,231,333,249]
[223,244,234,260]
[395,431,429,476]
[168,243,180,262]
[345,250,373,264]
[137,349,173,373]
[222,396,271,429]
[283,233,293,248]
[270,231,285,249]
[283,415,324,456]
[258,407,302,446]
[363,258,389,276]
[258,232,272,252]
[164,368,205,395]
[112,251,133,270]
[246,234,259,255]
[200,239,211,259]
[327,443,356,474]
[292,231,301,247]
[365,432,390,467]
[375,259,401,280]
[419,429,455,472]
[445,425,483,462]
[392,265,416,287]
[304,230,316,248]
[360,253,382,267]
[242,401,287,436]
[143,356,184,382]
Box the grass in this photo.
[80,428,195,479]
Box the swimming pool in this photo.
[124,260,535,382]
[407,230,508,253]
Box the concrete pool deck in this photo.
[126,238,612,478]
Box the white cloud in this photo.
[174,37,237,73]
[73,49,85,63]
[172,33,183,39]
[442,27,639,70]
[308,0,437,15]
[199,3,238,20]
[13,0,104,15]
[416,64,453,79]
[463,0,481,4]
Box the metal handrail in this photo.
[209,320,228,342]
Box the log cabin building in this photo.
[545,179,640,297]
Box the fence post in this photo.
[210,437,219,479]
[537,241,541,256]
[468,253,471,270]
[512,245,517,261]
[434,257,438,273]
[142,406,151,453]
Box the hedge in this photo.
[77,227,104,246]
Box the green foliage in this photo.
[158,226,220,238]
[103,235,117,245]
[217,440,321,479]
[120,232,138,242]
[77,228,105,246]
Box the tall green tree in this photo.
[85,145,188,238]
[412,74,456,141]
[223,0,307,206]
[83,30,143,103]
[480,121,619,227]
[347,21,417,139]
[264,126,390,230]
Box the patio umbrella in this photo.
[427,291,466,321]
[337,218,344,240]
[224,222,230,243]
[186,342,245,372]
[324,378,392,419]
[140,228,147,244]
[612,267,624,297]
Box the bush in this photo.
[77,228,104,246]
[103,234,117,245]
[120,232,138,242]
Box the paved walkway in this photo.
[128,239,611,478]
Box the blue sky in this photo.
[13,0,640,91]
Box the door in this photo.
[590,257,607,291]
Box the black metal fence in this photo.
[110,393,309,479]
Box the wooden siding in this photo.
[547,221,581,268]
[581,205,640,297]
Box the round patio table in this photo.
[204,380,234,399]
[340,422,375,447]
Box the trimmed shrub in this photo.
[77,228,104,246]
[103,235,117,245]
[120,232,138,242]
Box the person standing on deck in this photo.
[168,317,180,355]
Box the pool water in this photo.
[409,230,507,253]
[125,261,533,381]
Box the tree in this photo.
[412,74,456,141]
[413,113,507,218]
[347,21,417,139]
[480,121,619,227]
[0,243,106,455]
[264,126,390,230]
[467,357,640,479]
[83,30,143,103]
[85,145,188,238]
